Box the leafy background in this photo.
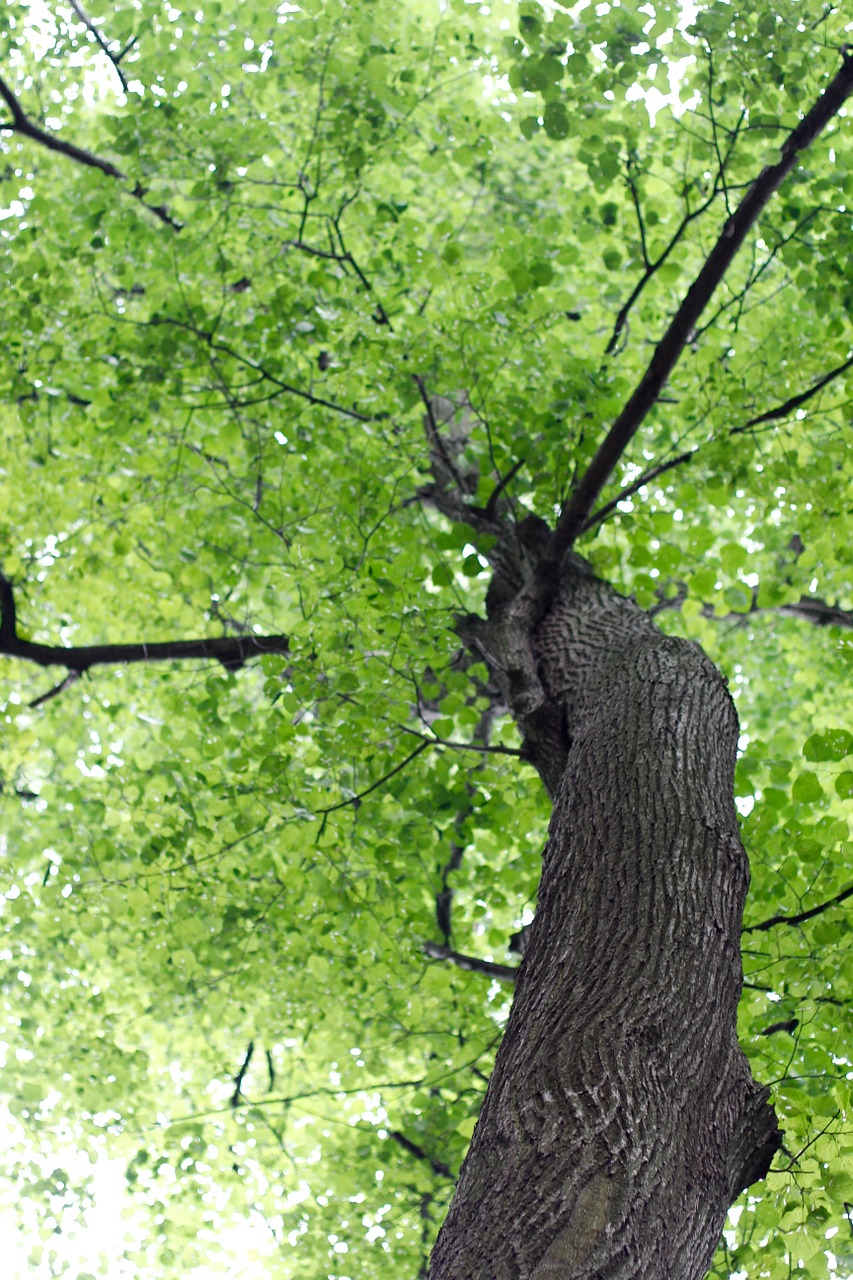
[0,0,852,1275]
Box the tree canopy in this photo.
[1,1,852,1276]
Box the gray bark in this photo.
[429,520,780,1280]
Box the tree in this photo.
[1,1,852,1277]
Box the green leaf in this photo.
[792,772,823,804]
[803,729,853,762]
[542,102,570,140]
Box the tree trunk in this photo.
[429,523,781,1280]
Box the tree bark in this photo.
[429,524,780,1280]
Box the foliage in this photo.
[0,0,852,1276]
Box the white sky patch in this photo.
[0,1123,282,1279]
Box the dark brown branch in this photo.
[0,572,16,646]
[316,741,432,816]
[415,377,471,496]
[0,73,180,229]
[422,941,518,983]
[483,456,525,521]
[744,882,853,933]
[652,581,853,632]
[625,156,651,271]
[584,348,853,532]
[772,596,853,629]
[146,317,374,422]
[732,351,853,434]
[29,671,82,709]
[0,571,288,681]
[402,727,523,757]
[230,1041,255,1108]
[282,235,392,327]
[760,1019,799,1036]
[581,449,697,533]
[605,182,722,358]
[68,0,130,92]
[389,1130,453,1179]
[543,52,853,573]
[7,631,289,674]
[743,979,847,1008]
[713,591,852,631]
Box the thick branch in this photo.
[773,596,853,629]
[0,73,179,229]
[543,53,853,572]
[422,940,518,983]
[0,572,288,682]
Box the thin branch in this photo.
[742,979,847,1008]
[422,941,518,983]
[0,572,288,684]
[625,155,651,270]
[173,1078,428,1125]
[772,596,853,629]
[68,0,129,92]
[760,1019,799,1036]
[284,224,393,328]
[732,351,853,434]
[542,52,853,573]
[581,449,697,533]
[584,348,853,531]
[603,116,746,360]
[146,317,374,422]
[401,727,523,757]
[29,671,81,709]
[744,882,853,933]
[651,581,853,632]
[316,741,432,816]
[0,73,180,229]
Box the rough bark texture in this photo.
[429,520,781,1280]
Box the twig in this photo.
[415,376,471,496]
[651,582,853,632]
[581,450,696,533]
[772,597,853,629]
[68,0,129,92]
[401,727,523,757]
[146,317,375,421]
[542,53,853,573]
[483,457,525,521]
